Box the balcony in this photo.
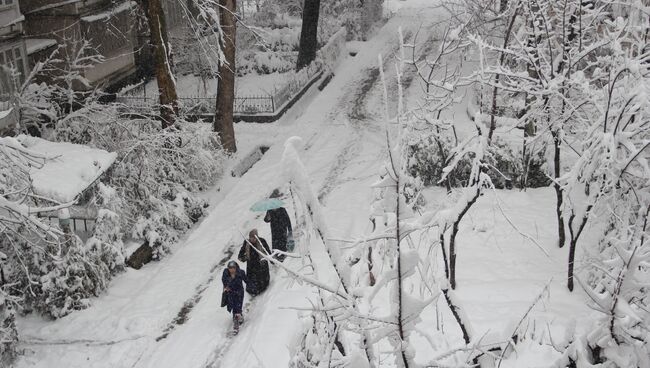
[22,0,116,16]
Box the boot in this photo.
[233,313,241,334]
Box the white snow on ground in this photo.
[15,1,594,367]
[16,135,117,203]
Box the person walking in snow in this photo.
[222,260,247,333]
[264,191,293,261]
[238,229,271,295]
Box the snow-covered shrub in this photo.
[90,183,126,272]
[579,203,650,367]
[54,105,226,256]
[290,313,341,368]
[1,223,120,319]
[0,135,124,319]
[236,16,300,76]
[12,39,104,136]
[488,139,550,189]
[237,50,296,76]
[405,131,471,188]
[0,291,17,365]
[29,236,113,318]
[405,127,548,189]
[132,190,208,258]
[320,0,362,41]
[248,5,301,30]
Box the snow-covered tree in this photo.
[468,0,649,292]
[54,102,226,258]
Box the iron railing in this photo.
[116,28,346,116]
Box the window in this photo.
[0,0,14,6]
[0,45,26,95]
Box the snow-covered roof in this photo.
[25,39,58,55]
[16,135,117,203]
[81,1,136,22]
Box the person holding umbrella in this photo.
[237,229,271,295]
[250,190,294,262]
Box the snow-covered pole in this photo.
[58,208,71,234]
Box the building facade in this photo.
[0,0,28,93]
[0,0,27,134]
[20,0,138,90]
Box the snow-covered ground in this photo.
[15,2,595,367]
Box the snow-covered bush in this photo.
[12,39,104,136]
[236,11,301,76]
[0,291,17,365]
[319,0,382,41]
[248,5,302,29]
[405,130,471,188]
[237,50,296,76]
[54,105,226,256]
[0,143,125,321]
[90,183,126,272]
[579,202,650,367]
[22,235,112,318]
[405,128,548,189]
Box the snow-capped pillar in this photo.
[58,208,72,235]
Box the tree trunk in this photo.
[488,6,520,142]
[449,188,481,290]
[566,206,591,291]
[440,232,449,280]
[296,0,320,70]
[143,0,178,128]
[552,130,566,248]
[214,0,238,152]
[395,166,410,368]
[567,238,577,291]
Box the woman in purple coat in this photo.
[222,261,247,332]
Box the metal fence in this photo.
[116,27,346,116]
[272,62,320,109]
[116,92,276,115]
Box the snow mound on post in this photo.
[16,135,117,203]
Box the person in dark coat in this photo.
[264,205,293,261]
[222,260,247,331]
[238,229,271,296]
